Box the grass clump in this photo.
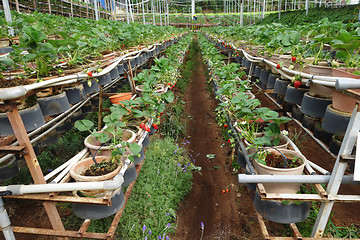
[86,137,194,239]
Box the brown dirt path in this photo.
[174,38,261,240]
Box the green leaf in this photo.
[163,91,175,103]
[74,120,94,131]
[22,53,36,61]
[0,57,14,66]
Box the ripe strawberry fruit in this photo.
[222,190,226,193]
[226,189,229,193]
[276,64,281,69]
[87,71,92,77]
[152,123,158,130]
[294,80,302,89]
[291,56,296,62]
[224,124,228,129]
[228,139,231,144]
[145,126,151,132]
[140,123,145,129]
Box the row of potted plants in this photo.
[197,33,310,224]
[64,33,193,220]
[201,18,360,154]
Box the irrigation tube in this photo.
[238,174,358,184]
[0,160,130,196]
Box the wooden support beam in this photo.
[6,102,68,240]
[0,145,25,154]
[4,194,111,205]
[0,226,107,239]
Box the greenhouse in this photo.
[0,0,360,239]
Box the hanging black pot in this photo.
[329,134,343,155]
[71,109,83,123]
[0,103,45,136]
[64,84,86,104]
[314,124,333,146]
[81,102,93,116]
[0,155,19,182]
[110,67,119,80]
[291,105,304,122]
[254,191,310,224]
[300,93,332,118]
[285,85,309,105]
[267,74,278,89]
[253,66,262,78]
[72,188,125,220]
[302,114,321,132]
[142,133,150,148]
[259,69,270,89]
[118,64,125,75]
[82,79,99,95]
[134,146,145,165]
[149,125,157,135]
[123,162,137,187]
[37,129,59,148]
[0,47,13,54]
[97,73,111,86]
[56,118,72,133]
[37,92,70,117]
[274,79,291,95]
[322,105,351,135]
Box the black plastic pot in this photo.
[82,79,99,95]
[329,135,343,155]
[134,147,145,165]
[118,64,125,75]
[0,47,13,54]
[314,124,333,146]
[274,79,291,95]
[0,103,45,136]
[302,114,321,132]
[81,103,93,116]
[37,92,71,117]
[300,93,332,118]
[110,67,119,80]
[149,125,157,135]
[64,85,86,104]
[56,118,72,133]
[322,105,351,135]
[97,73,111,86]
[72,188,125,220]
[291,105,304,122]
[253,66,262,78]
[37,129,59,148]
[285,85,309,105]
[71,109,83,123]
[0,156,19,182]
[259,69,270,89]
[142,133,150,148]
[123,163,137,187]
[267,74,278,89]
[254,191,310,224]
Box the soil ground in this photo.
[173,41,262,240]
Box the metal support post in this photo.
[278,0,281,20]
[2,0,14,36]
[305,0,309,15]
[142,1,145,24]
[311,106,360,238]
[0,197,15,240]
[240,0,243,26]
[93,0,99,20]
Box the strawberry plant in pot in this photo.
[252,148,306,194]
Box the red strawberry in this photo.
[168,82,171,86]
[294,80,302,89]
[222,41,225,44]
[291,56,296,62]
[224,124,228,129]
[124,75,127,79]
[122,44,125,48]
[145,126,151,132]
[140,123,145,129]
[276,64,281,69]
[226,189,229,192]
[87,71,92,77]
[222,190,226,193]
[228,139,231,144]
[152,123,158,130]
[61,61,65,63]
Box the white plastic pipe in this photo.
[0,197,15,240]
[238,174,357,184]
[1,161,130,196]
